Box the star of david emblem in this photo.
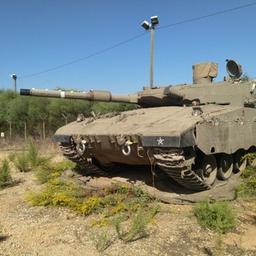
[157,137,164,145]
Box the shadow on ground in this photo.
[75,165,242,204]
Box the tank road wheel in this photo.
[200,155,217,186]
[217,154,233,180]
[233,149,247,174]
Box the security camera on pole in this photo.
[11,74,17,93]
[141,16,159,89]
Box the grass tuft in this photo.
[93,232,114,252]
[194,201,236,234]
[12,141,51,172]
[0,159,12,188]
[14,152,31,172]
[114,206,159,243]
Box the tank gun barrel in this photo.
[20,88,138,104]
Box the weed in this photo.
[194,201,236,234]
[114,205,159,243]
[14,152,31,172]
[13,141,51,172]
[27,141,51,168]
[34,166,53,184]
[93,232,114,252]
[0,159,12,188]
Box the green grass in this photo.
[236,177,256,198]
[194,201,236,234]
[27,140,51,168]
[14,152,31,172]
[236,165,256,198]
[12,141,51,172]
[0,159,12,188]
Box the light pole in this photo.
[141,16,159,88]
[11,74,17,93]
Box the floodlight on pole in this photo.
[141,20,150,30]
[11,74,17,93]
[141,16,159,88]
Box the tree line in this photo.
[0,90,135,140]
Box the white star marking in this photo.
[157,137,164,145]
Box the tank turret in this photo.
[20,61,255,108]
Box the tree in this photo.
[28,97,50,139]
[6,96,29,139]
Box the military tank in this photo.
[20,60,256,191]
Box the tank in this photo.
[20,60,256,191]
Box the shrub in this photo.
[0,159,12,188]
[194,201,236,234]
[26,178,83,208]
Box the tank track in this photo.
[59,142,107,176]
[153,151,210,191]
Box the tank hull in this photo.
[54,105,256,191]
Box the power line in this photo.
[20,1,256,79]
[20,32,146,79]
[158,1,256,30]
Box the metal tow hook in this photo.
[121,140,133,156]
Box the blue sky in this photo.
[0,0,255,93]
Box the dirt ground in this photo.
[0,151,256,256]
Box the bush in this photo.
[194,201,236,234]
[0,159,12,188]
